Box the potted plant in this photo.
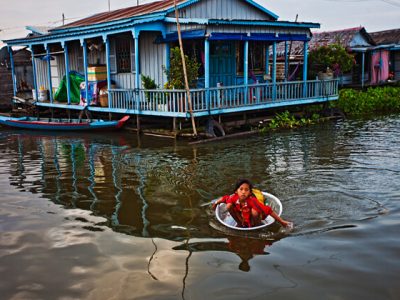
[141,74,165,110]
[308,43,355,80]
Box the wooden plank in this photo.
[189,130,259,145]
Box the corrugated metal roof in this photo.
[310,27,374,48]
[55,0,187,30]
[277,27,375,57]
[370,28,400,45]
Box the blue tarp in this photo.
[157,30,205,43]
[209,33,310,42]
[157,31,309,43]
[209,33,248,41]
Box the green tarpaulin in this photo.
[54,71,85,103]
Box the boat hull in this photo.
[215,192,283,231]
[0,115,129,131]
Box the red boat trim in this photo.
[116,116,130,129]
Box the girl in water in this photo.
[212,178,292,228]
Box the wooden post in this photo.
[136,114,141,131]
[7,47,17,98]
[287,14,298,81]
[174,0,197,137]
[173,117,177,132]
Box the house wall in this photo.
[350,32,372,47]
[394,51,400,80]
[139,31,167,88]
[110,35,135,89]
[171,0,275,20]
[34,59,49,91]
[69,41,83,74]
[32,33,168,91]
[0,66,13,103]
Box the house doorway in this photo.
[210,41,236,87]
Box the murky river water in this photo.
[1,115,399,300]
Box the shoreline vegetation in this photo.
[337,85,400,116]
[258,85,400,133]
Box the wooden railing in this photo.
[107,79,339,116]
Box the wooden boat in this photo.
[215,191,283,231]
[0,115,130,131]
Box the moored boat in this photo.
[215,191,283,231]
[0,115,130,131]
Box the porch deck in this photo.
[35,79,339,118]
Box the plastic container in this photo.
[32,89,48,101]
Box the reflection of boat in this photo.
[215,192,283,231]
[0,115,130,131]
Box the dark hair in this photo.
[233,178,253,193]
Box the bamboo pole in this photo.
[287,14,298,80]
[173,0,197,137]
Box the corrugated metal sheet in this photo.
[310,27,374,48]
[34,59,49,90]
[111,73,135,89]
[370,28,400,45]
[140,31,167,88]
[56,55,66,80]
[57,0,187,30]
[56,0,282,31]
[170,0,273,21]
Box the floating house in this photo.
[277,27,376,87]
[0,47,33,108]
[311,27,375,86]
[4,0,338,130]
[369,28,400,82]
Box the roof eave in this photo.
[50,12,166,34]
[4,15,165,46]
[244,0,279,20]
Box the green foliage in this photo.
[337,87,400,116]
[141,74,158,90]
[163,47,200,89]
[267,111,318,130]
[309,44,355,77]
[141,74,159,102]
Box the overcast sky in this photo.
[1,0,399,48]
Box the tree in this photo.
[308,44,355,77]
[163,47,200,89]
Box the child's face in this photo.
[236,183,251,201]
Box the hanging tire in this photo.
[205,119,225,138]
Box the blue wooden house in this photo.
[4,0,338,128]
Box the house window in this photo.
[236,41,266,74]
[115,37,131,73]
